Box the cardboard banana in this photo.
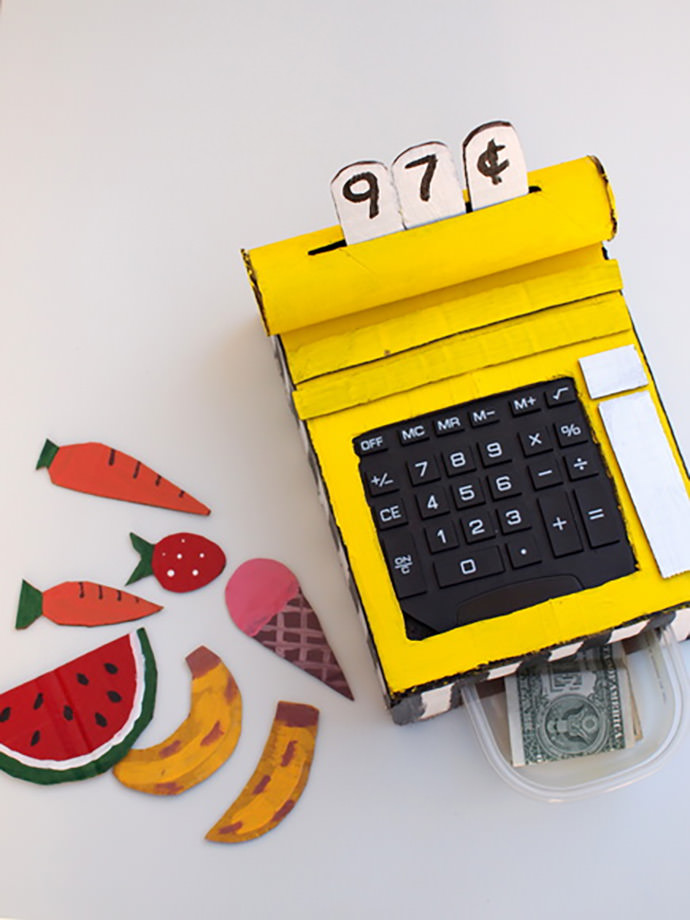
[205,701,319,843]
[113,646,241,794]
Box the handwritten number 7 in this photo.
[404,154,438,202]
[342,172,380,219]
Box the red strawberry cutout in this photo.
[127,533,226,593]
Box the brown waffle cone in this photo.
[253,591,353,699]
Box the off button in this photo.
[354,432,388,455]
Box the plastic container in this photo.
[461,626,690,802]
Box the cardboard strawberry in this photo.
[127,532,226,593]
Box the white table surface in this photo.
[2,2,690,918]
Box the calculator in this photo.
[243,125,690,724]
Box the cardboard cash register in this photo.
[242,121,690,724]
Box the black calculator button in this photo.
[364,462,399,496]
[372,497,408,530]
[538,493,583,557]
[433,412,464,436]
[443,446,476,476]
[469,405,501,427]
[434,546,505,588]
[452,477,485,509]
[528,459,564,490]
[519,426,553,456]
[564,446,599,481]
[354,432,388,455]
[478,438,511,467]
[426,521,459,553]
[407,455,440,485]
[497,503,531,534]
[488,472,521,500]
[460,510,497,543]
[510,391,542,416]
[415,487,450,519]
[398,422,430,445]
[507,535,542,568]
[545,381,577,406]
[555,417,589,448]
[380,531,427,598]
[574,482,622,548]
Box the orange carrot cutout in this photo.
[16,580,163,629]
[36,440,210,515]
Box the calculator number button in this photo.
[415,487,450,519]
[452,477,485,509]
[478,438,510,467]
[443,446,476,476]
[487,472,521,500]
[519,426,552,456]
[497,503,531,534]
[460,510,496,544]
[434,546,505,587]
[407,456,440,485]
[426,522,459,553]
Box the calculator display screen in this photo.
[354,378,637,639]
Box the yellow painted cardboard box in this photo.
[243,155,690,723]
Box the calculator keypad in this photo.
[354,378,636,638]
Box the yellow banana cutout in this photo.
[205,701,319,843]
[113,646,242,795]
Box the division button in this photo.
[545,380,577,406]
[434,545,505,588]
[538,492,583,557]
[574,481,622,547]
[354,432,388,455]
[564,445,599,481]
[371,497,408,530]
[380,531,427,598]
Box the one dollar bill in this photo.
[505,643,638,766]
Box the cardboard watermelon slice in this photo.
[0,629,157,784]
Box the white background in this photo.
[2,2,690,918]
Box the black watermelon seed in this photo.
[0,707,10,722]
[107,690,122,703]
[76,673,89,685]
[104,663,118,674]
[30,730,40,746]
[33,692,44,710]
[95,712,107,727]
[63,706,73,721]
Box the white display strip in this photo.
[391,141,465,228]
[548,641,584,662]
[608,620,648,643]
[599,391,690,578]
[462,121,529,211]
[331,160,403,245]
[579,344,647,399]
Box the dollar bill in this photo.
[505,643,638,766]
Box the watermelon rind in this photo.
[0,628,157,785]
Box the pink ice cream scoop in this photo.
[225,559,353,700]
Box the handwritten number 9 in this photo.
[404,153,438,202]
[342,172,380,219]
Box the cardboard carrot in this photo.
[36,440,210,515]
[16,580,163,629]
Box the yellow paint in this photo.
[205,702,318,844]
[113,647,241,794]
[243,153,690,704]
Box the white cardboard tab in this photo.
[391,141,465,228]
[462,121,529,211]
[579,344,647,398]
[599,391,690,578]
[331,161,403,245]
